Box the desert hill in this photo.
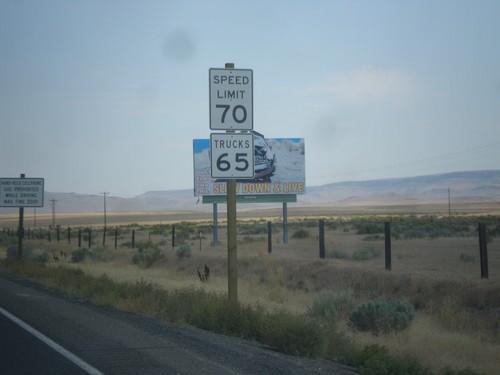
[2,170,499,215]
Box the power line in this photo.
[100,192,109,247]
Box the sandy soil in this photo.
[1,201,500,228]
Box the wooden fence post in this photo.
[319,219,325,259]
[267,221,272,254]
[283,202,288,245]
[385,222,392,271]
[132,230,135,248]
[78,229,82,247]
[478,223,489,279]
[172,225,176,247]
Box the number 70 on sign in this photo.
[209,68,253,130]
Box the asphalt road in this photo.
[0,272,358,375]
[0,311,90,375]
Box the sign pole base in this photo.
[227,179,238,303]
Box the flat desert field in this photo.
[2,200,500,228]
[1,201,499,374]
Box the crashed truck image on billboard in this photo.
[193,131,305,196]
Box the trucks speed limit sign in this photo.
[209,68,253,130]
[210,133,254,179]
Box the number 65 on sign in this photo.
[210,133,255,179]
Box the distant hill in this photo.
[2,170,499,214]
[302,170,500,206]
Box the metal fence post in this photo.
[319,219,325,259]
[478,223,489,279]
[385,222,392,271]
[267,221,272,254]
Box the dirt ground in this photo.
[2,202,499,374]
[2,201,500,228]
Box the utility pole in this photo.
[50,199,58,228]
[100,192,109,246]
[448,187,451,219]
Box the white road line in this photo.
[0,306,105,375]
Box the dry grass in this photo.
[352,313,500,375]
[3,214,500,374]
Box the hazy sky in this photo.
[1,0,499,197]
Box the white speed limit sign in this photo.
[210,133,254,179]
[209,68,253,130]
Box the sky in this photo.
[1,0,500,198]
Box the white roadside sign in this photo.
[210,133,255,179]
[0,178,44,207]
[209,68,253,130]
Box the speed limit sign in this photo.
[210,133,255,179]
[209,68,253,130]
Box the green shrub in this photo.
[439,367,485,375]
[6,245,36,260]
[355,345,432,375]
[241,235,266,243]
[149,224,169,235]
[355,347,484,375]
[459,254,474,263]
[326,221,339,230]
[354,222,384,235]
[6,245,19,260]
[261,310,328,357]
[348,299,415,335]
[175,223,195,244]
[71,248,89,263]
[308,289,357,321]
[34,252,49,263]
[327,249,349,259]
[291,229,310,239]
[71,248,113,263]
[0,233,18,247]
[363,234,383,241]
[185,293,266,341]
[133,247,162,268]
[175,244,192,259]
[86,247,114,262]
[352,245,382,261]
[238,223,269,235]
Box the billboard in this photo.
[193,132,305,197]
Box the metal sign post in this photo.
[17,174,25,259]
